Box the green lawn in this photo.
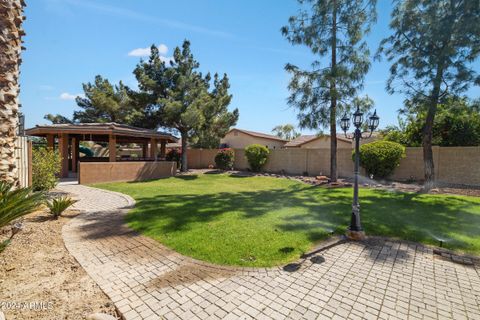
[95,173,480,267]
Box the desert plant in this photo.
[32,147,61,191]
[353,141,405,179]
[46,196,77,219]
[245,144,270,172]
[0,181,44,228]
[215,148,234,170]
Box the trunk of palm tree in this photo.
[0,0,25,185]
[329,0,338,182]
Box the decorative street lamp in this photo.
[340,106,379,240]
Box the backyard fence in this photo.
[14,136,32,188]
[187,146,480,186]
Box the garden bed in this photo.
[0,193,119,319]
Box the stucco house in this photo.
[220,128,288,149]
[284,134,352,149]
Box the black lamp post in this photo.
[340,107,379,240]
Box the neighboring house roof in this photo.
[284,134,351,147]
[227,128,288,142]
[25,122,178,142]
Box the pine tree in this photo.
[378,0,480,188]
[134,40,238,170]
[282,0,377,182]
[131,45,171,129]
[157,41,209,171]
[192,73,239,149]
[44,114,73,124]
[73,75,137,124]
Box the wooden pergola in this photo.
[25,123,177,178]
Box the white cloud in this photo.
[128,44,168,57]
[127,47,151,57]
[158,44,168,55]
[59,92,83,100]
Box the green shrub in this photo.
[215,148,234,170]
[245,144,270,172]
[166,149,181,169]
[32,148,61,191]
[0,181,44,228]
[46,196,77,219]
[353,141,405,178]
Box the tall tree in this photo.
[378,0,480,188]
[271,124,300,140]
[158,41,209,171]
[192,73,239,149]
[73,75,138,124]
[282,0,377,182]
[134,40,237,170]
[131,45,171,129]
[0,0,25,184]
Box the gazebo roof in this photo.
[25,122,178,142]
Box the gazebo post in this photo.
[71,137,79,172]
[109,134,117,162]
[150,138,158,161]
[46,134,54,149]
[160,140,166,159]
[142,142,148,158]
[58,133,69,178]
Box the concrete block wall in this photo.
[187,147,480,186]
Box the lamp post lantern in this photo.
[340,107,379,240]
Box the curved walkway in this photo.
[60,184,480,320]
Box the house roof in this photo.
[284,134,351,147]
[25,122,178,142]
[228,128,288,142]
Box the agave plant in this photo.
[46,196,77,219]
[0,181,45,228]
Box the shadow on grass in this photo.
[125,185,480,257]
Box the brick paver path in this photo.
[60,184,480,320]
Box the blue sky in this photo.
[20,0,480,134]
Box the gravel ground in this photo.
[0,193,119,320]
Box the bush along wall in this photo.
[32,147,61,191]
[353,140,405,179]
[244,144,270,172]
[215,148,234,170]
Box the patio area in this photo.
[58,182,480,320]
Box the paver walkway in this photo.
[60,184,480,320]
